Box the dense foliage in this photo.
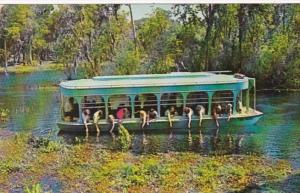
[0,134,292,192]
[0,4,299,88]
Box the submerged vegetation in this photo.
[0,108,9,121]
[0,4,299,88]
[0,134,294,192]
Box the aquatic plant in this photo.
[28,136,63,153]
[24,183,42,193]
[118,124,132,151]
[0,108,9,121]
[0,134,294,192]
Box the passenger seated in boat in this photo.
[64,97,75,121]
[90,99,97,115]
[196,105,205,127]
[147,108,158,125]
[108,114,115,133]
[82,109,91,134]
[183,107,193,129]
[226,103,233,121]
[93,110,103,134]
[212,104,221,128]
[116,107,129,123]
[82,96,90,108]
[237,97,243,113]
[165,106,178,128]
[138,110,147,129]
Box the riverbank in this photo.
[0,133,293,192]
[0,63,64,74]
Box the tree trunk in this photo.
[4,38,8,74]
[238,5,246,73]
[29,43,33,65]
[204,4,216,71]
[128,4,137,52]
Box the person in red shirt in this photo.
[116,107,129,123]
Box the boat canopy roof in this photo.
[60,72,250,90]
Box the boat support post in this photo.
[182,93,188,108]
[129,95,136,118]
[103,95,109,119]
[233,90,239,115]
[74,96,83,123]
[246,89,250,112]
[207,91,214,115]
[155,93,161,117]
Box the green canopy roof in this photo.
[60,72,249,90]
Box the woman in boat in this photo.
[212,104,221,128]
[183,107,193,129]
[165,106,178,128]
[147,108,158,125]
[93,109,103,134]
[226,103,233,121]
[196,105,205,127]
[116,106,129,123]
[82,109,91,134]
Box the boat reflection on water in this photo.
[58,126,246,156]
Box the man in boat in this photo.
[108,114,115,134]
[64,97,75,121]
[82,96,90,108]
[165,106,178,128]
[147,108,158,125]
[196,105,205,127]
[138,110,147,129]
[82,109,91,134]
[237,97,243,113]
[93,109,103,134]
[212,104,221,128]
[183,107,193,129]
[226,103,233,121]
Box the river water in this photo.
[1,71,300,192]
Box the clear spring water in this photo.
[1,71,300,192]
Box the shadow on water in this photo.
[58,127,246,157]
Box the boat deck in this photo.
[57,109,263,133]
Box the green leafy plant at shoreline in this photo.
[24,183,42,193]
[0,133,294,192]
[0,108,9,121]
[118,124,132,151]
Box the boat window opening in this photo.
[108,95,131,119]
[81,96,106,119]
[161,93,183,116]
[212,91,234,114]
[186,92,209,115]
[134,94,157,118]
[237,90,248,113]
[62,96,79,122]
